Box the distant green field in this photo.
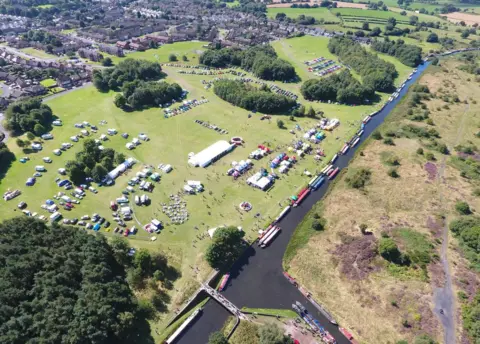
[20,47,58,59]
[331,8,413,24]
[267,7,341,23]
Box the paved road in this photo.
[176,59,433,344]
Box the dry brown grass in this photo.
[444,12,480,26]
[287,59,480,344]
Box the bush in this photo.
[345,168,371,189]
[312,218,325,231]
[417,147,424,155]
[16,138,25,147]
[378,237,402,262]
[277,119,285,129]
[388,167,399,178]
[168,53,177,62]
[384,137,394,145]
[455,201,471,215]
[425,152,435,161]
[372,131,383,140]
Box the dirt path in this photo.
[434,103,470,344]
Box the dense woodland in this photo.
[0,217,140,344]
[93,59,164,92]
[23,29,63,47]
[4,98,53,135]
[301,70,375,104]
[115,80,183,110]
[371,38,423,67]
[65,138,125,184]
[200,45,296,81]
[328,37,398,92]
[214,79,296,113]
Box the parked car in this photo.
[18,201,27,209]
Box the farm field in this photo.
[0,38,414,339]
[444,11,480,25]
[267,7,341,23]
[331,8,412,23]
[105,41,209,65]
[284,56,480,343]
[20,47,58,60]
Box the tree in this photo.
[182,55,188,62]
[168,53,178,62]
[16,138,25,147]
[456,201,472,215]
[277,119,285,129]
[312,219,324,231]
[426,33,439,43]
[205,226,245,269]
[102,57,113,66]
[462,30,470,39]
[208,332,228,344]
[378,237,402,262]
[307,106,316,118]
[258,323,294,344]
[26,132,35,140]
[114,93,127,108]
[362,22,370,31]
[134,248,153,276]
[91,163,108,183]
[33,123,46,136]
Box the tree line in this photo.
[200,45,297,81]
[328,36,398,92]
[65,138,125,184]
[0,217,143,344]
[23,29,63,47]
[4,98,53,136]
[214,80,296,113]
[301,70,375,104]
[371,38,423,67]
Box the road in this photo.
[0,45,64,62]
[176,60,433,344]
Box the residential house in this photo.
[116,41,130,49]
[56,75,72,88]
[24,85,47,96]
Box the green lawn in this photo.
[0,38,406,338]
[106,41,209,65]
[226,0,240,8]
[267,7,341,23]
[241,307,298,318]
[20,47,58,60]
[40,78,57,88]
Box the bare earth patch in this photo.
[425,162,438,181]
[444,12,480,25]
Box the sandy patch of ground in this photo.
[268,1,366,8]
[443,12,480,25]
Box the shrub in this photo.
[379,237,402,262]
[345,168,371,189]
[168,53,177,62]
[417,147,424,155]
[388,167,399,178]
[425,152,435,161]
[277,119,285,129]
[384,137,394,145]
[372,131,383,140]
[312,219,325,231]
[455,201,471,215]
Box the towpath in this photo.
[434,102,470,344]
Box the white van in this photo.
[35,165,46,172]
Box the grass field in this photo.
[331,8,412,23]
[267,7,341,23]
[105,41,209,65]
[0,38,413,338]
[40,78,57,88]
[285,56,480,343]
[20,47,58,60]
[241,307,298,318]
